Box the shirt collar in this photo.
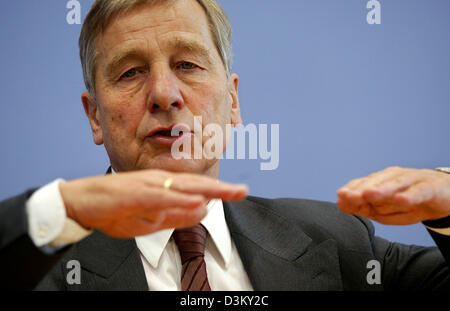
[201,199,232,268]
[135,199,232,269]
[110,168,232,269]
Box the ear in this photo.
[228,73,242,127]
[82,92,104,145]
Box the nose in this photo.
[147,66,184,113]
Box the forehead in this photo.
[97,0,215,60]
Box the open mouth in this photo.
[153,129,183,137]
[148,124,191,146]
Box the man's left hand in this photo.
[337,167,450,225]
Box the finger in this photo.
[350,203,421,225]
[337,196,360,214]
[356,203,373,218]
[338,177,366,192]
[158,205,208,230]
[105,217,164,238]
[363,175,420,204]
[168,174,249,201]
[369,211,422,226]
[341,199,411,218]
[342,202,417,225]
[338,175,383,207]
[339,168,413,206]
[337,197,373,218]
[371,201,408,215]
[138,187,207,210]
[131,217,166,236]
[339,167,400,192]
[135,208,168,223]
[393,181,435,206]
[337,185,366,209]
[343,168,401,200]
[139,170,249,201]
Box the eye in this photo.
[178,62,197,70]
[120,68,138,79]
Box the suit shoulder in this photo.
[243,196,375,249]
[245,195,368,224]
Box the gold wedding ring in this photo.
[163,178,173,190]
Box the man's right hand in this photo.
[59,170,248,238]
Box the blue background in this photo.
[0,0,449,246]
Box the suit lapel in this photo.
[69,231,148,291]
[224,199,343,290]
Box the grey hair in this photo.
[79,0,233,96]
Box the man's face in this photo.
[82,0,241,176]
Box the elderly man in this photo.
[1,0,448,290]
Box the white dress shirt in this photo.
[135,199,253,290]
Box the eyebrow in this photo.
[169,37,214,63]
[104,37,214,77]
[104,49,147,79]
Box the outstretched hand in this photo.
[337,167,450,225]
[59,169,248,238]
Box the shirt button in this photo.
[37,224,49,238]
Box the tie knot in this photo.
[173,224,208,264]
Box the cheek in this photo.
[188,84,231,124]
[100,95,146,140]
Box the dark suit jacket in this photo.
[35,196,450,291]
[0,190,68,290]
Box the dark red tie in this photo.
[172,225,211,291]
